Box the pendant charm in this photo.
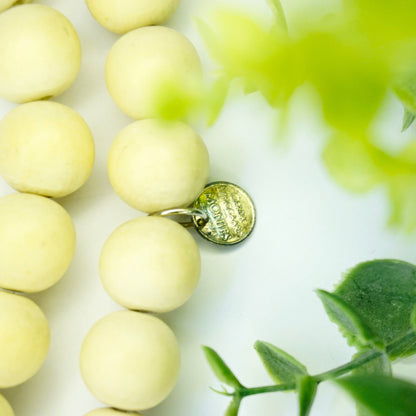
[192,182,256,245]
[151,181,256,245]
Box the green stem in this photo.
[237,349,383,398]
[240,382,296,397]
[314,349,382,382]
[229,330,415,400]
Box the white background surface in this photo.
[1,0,416,415]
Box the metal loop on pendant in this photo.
[149,207,208,228]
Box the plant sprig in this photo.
[154,0,416,231]
[203,259,416,416]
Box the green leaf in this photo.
[402,109,415,132]
[334,259,416,358]
[266,0,288,33]
[335,374,416,416]
[353,351,391,416]
[412,303,416,331]
[203,346,243,389]
[317,290,383,349]
[195,18,223,63]
[300,33,387,133]
[254,341,307,384]
[297,375,318,416]
[224,396,241,416]
[388,172,416,232]
[394,71,416,119]
[206,76,230,126]
[322,134,390,193]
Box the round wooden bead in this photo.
[0,291,50,388]
[84,409,142,416]
[0,394,14,416]
[80,311,180,411]
[0,193,76,292]
[85,0,181,34]
[0,4,81,103]
[100,216,200,312]
[108,119,209,213]
[0,101,95,197]
[105,26,201,119]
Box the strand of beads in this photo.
[0,3,95,414]
[80,1,209,415]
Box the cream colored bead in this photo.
[85,0,181,34]
[108,119,209,212]
[84,409,142,416]
[105,26,202,119]
[0,101,95,197]
[100,216,200,312]
[0,394,14,416]
[0,193,76,292]
[80,311,180,411]
[0,0,32,14]
[0,291,50,388]
[0,4,81,103]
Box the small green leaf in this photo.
[297,375,318,416]
[203,346,243,389]
[254,341,307,384]
[224,396,241,416]
[266,0,288,33]
[316,290,382,349]
[206,76,230,126]
[336,374,416,416]
[334,259,416,359]
[402,109,415,132]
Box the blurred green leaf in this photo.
[195,18,223,63]
[206,76,230,126]
[255,341,307,384]
[183,3,416,232]
[203,346,243,389]
[297,375,318,416]
[266,0,288,34]
[402,109,416,132]
[299,32,388,132]
[334,259,416,359]
[388,174,416,232]
[336,374,416,416]
[344,0,416,43]
[394,72,416,118]
[322,134,390,193]
[317,290,382,349]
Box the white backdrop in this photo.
[1,1,416,415]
